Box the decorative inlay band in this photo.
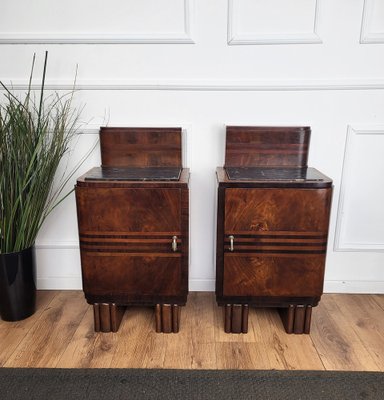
[80,233,182,254]
[224,232,327,254]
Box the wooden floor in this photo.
[1,291,384,370]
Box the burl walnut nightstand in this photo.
[216,126,332,334]
[75,127,189,333]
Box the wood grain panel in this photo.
[100,127,182,167]
[76,187,181,233]
[225,188,332,234]
[225,126,310,167]
[81,254,181,297]
[223,254,326,297]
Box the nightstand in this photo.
[75,127,189,333]
[215,126,332,334]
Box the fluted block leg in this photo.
[155,304,181,333]
[224,304,249,333]
[278,305,312,334]
[93,303,126,333]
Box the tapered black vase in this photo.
[0,246,36,321]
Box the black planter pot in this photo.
[0,246,36,321]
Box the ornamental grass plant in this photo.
[0,52,85,254]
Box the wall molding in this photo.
[360,0,384,44]
[228,0,322,45]
[4,78,384,92]
[0,0,194,44]
[334,125,384,252]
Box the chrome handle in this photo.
[172,236,178,252]
[229,235,234,252]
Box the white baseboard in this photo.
[36,277,216,292]
[189,279,215,292]
[36,277,83,290]
[36,277,384,294]
[323,280,384,294]
[192,279,384,294]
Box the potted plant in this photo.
[0,52,84,321]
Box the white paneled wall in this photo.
[1,0,384,293]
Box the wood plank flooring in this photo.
[1,291,383,370]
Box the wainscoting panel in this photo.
[335,126,384,252]
[0,0,194,44]
[361,0,384,44]
[228,0,321,44]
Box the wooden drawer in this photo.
[76,187,181,234]
[223,254,325,297]
[225,188,332,234]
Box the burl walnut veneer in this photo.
[75,127,189,333]
[216,126,332,334]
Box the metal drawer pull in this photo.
[172,236,178,252]
[229,235,234,252]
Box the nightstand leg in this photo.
[93,303,126,333]
[278,305,312,334]
[224,304,249,333]
[155,304,181,333]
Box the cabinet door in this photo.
[223,188,331,298]
[76,187,183,297]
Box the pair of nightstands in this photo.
[75,126,332,335]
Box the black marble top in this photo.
[84,167,182,181]
[225,167,330,182]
